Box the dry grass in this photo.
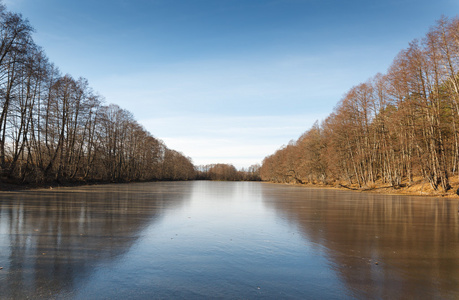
[282,176,459,198]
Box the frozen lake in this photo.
[0,181,458,299]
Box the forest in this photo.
[260,16,459,194]
[0,4,197,185]
[196,164,261,181]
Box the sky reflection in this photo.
[1,182,458,299]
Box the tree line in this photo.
[260,16,459,193]
[0,3,195,185]
[196,164,261,181]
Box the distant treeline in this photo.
[261,16,459,193]
[0,4,195,185]
[196,164,261,181]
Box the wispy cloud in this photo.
[91,51,382,168]
[141,114,326,168]
[94,52,369,120]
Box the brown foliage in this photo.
[261,16,459,193]
[0,5,196,185]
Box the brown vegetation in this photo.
[196,164,261,181]
[261,16,459,197]
[0,4,195,186]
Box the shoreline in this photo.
[2,179,459,199]
[264,180,459,199]
[0,179,161,192]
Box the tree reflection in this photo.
[0,182,191,299]
[262,185,459,299]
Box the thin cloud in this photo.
[141,114,326,168]
[94,52,373,120]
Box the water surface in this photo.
[0,182,458,299]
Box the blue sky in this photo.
[6,0,459,168]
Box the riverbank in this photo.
[3,177,459,198]
[0,177,160,192]
[274,177,459,198]
[0,179,248,192]
[0,179,108,192]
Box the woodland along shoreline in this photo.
[260,16,459,198]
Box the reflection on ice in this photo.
[0,182,458,299]
[0,182,191,299]
[262,185,459,299]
